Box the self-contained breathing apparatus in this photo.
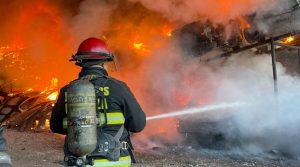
[64,78,126,167]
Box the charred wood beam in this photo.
[206,31,300,61]
[225,31,300,55]
[274,41,300,49]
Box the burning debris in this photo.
[0,77,58,132]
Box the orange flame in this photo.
[26,88,33,92]
[238,16,251,42]
[133,41,145,50]
[45,119,50,129]
[162,24,172,37]
[284,36,295,43]
[46,91,59,101]
[132,36,150,55]
[51,77,59,88]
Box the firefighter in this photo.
[50,37,146,167]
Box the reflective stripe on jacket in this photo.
[63,112,125,129]
[86,156,131,167]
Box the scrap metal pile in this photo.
[0,89,57,132]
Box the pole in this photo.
[271,38,278,93]
[298,49,300,73]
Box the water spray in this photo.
[146,102,248,121]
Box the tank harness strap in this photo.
[114,125,124,141]
[89,75,110,126]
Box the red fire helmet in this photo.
[70,38,114,65]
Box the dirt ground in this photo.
[4,129,300,167]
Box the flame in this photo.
[46,91,59,101]
[26,88,33,92]
[45,119,50,129]
[238,16,251,42]
[162,24,172,37]
[35,120,39,127]
[133,41,145,50]
[284,36,295,43]
[51,77,59,88]
[132,36,150,55]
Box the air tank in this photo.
[66,80,97,157]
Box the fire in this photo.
[238,16,251,29]
[238,16,251,42]
[284,36,295,43]
[45,119,50,129]
[35,120,39,127]
[162,24,172,37]
[51,78,59,88]
[46,91,59,101]
[26,88,33,92]
[133,41,145,50]
[132,36,150,55]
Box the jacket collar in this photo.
[78,67,108,78]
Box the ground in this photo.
[4,129,300,167]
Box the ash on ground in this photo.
[3,129,300,167]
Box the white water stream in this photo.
[146,102,248,121]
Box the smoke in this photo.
[213,53,300,157]
[129,0,278,24]
[135,43,300,156]
[249,0,300,36]
[69,0,117,44]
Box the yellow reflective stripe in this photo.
[87,156,131,167]
[97,98,108,110]
[65,103,68,114]
[67,103,95,107]
[99,112,125,125]
[65,92,68,114]
[63,112,125,129]
[64,92,67,102]
[104,98,108,109]
[63,118,68,129]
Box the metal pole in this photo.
[298,49,300,73]
[271,38,278,93]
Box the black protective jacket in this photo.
[50,67,146,156]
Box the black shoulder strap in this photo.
[114,125,124,140]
